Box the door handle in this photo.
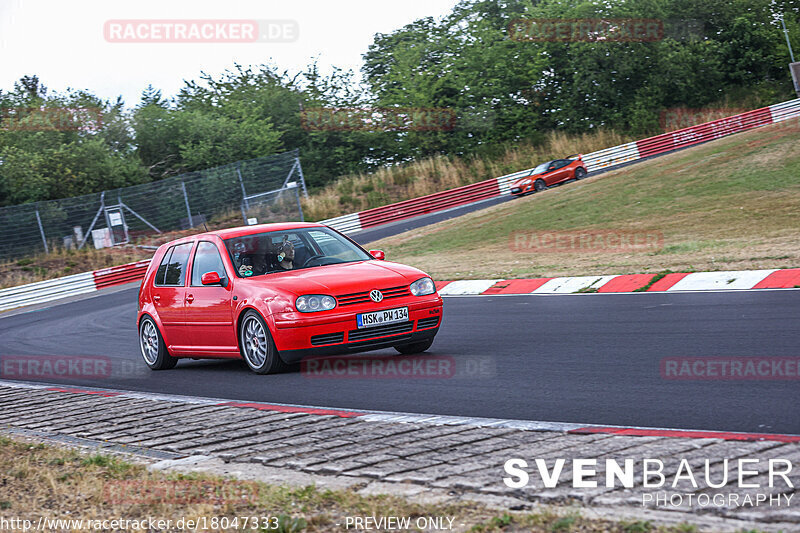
[185,295,194,303]
[153,295,161,302]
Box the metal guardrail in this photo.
[3,99,799,312]
[583,142,641,172]
[322,98,800,235]
[634,107,773,159]
[0,260,152,312]
[769,98,800,121]
[357,178,505,229]
[0,272,97,312]
[93,259,151,290]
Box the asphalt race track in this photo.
[349,195,511,244]
[1,287,798,435]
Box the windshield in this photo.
[224,227,372,278]
[531,161,552,175]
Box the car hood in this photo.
[242,260,427,296]
[512,171,544,186]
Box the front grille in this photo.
[511,187,522,193]
[336,285,410,306]
[310,332,345,346]
[417,316,440,330]
[348,321,413,342]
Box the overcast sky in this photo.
[0,0,460,106]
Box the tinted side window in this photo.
[308,230,349,258]
[191,241,227,286]
[154,248,173,286]
[163,243,193,286]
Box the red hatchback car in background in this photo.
[137,223,443,374]
[509,154,587,196]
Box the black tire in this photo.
[139,316,178,370]
[239,310,288,374]
[533,179,547,192]
[394,338,434,355]
[575,167,587,180]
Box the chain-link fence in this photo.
[242,185,305,227]
[0,149,307,261]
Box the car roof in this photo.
[167,222,328,245]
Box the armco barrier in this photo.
[322,98,800,234]
[0,272,97,312]
[634,107,773,159]
[2,263,799,313]
[93,259,151,290]
[357,176,512,230]
[0,260,151,312]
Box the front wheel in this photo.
[533,179,547,192]
[239,310,288,374]
[394,339,434,355]
[139,316,178,370]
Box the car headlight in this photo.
[296,295,337,312]
[409,277,436,296]
[521,179,532,185]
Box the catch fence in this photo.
[0,149,306,260]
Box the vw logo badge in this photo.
[370,290,384,303]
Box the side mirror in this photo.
[201,271,223,285]
[369,250,385,260]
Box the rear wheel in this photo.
[534,179,547,192]
[139,316,178,370]
[239,310,288,374]
[575,167,587,180]
[394,339,434,355]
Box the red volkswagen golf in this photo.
[137,223,443,374]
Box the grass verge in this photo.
[369,121,800,280]
[0,435,718,533]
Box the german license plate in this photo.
[356,307,409,329]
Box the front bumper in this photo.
[272,298,443,363]
[279,326,440,363]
